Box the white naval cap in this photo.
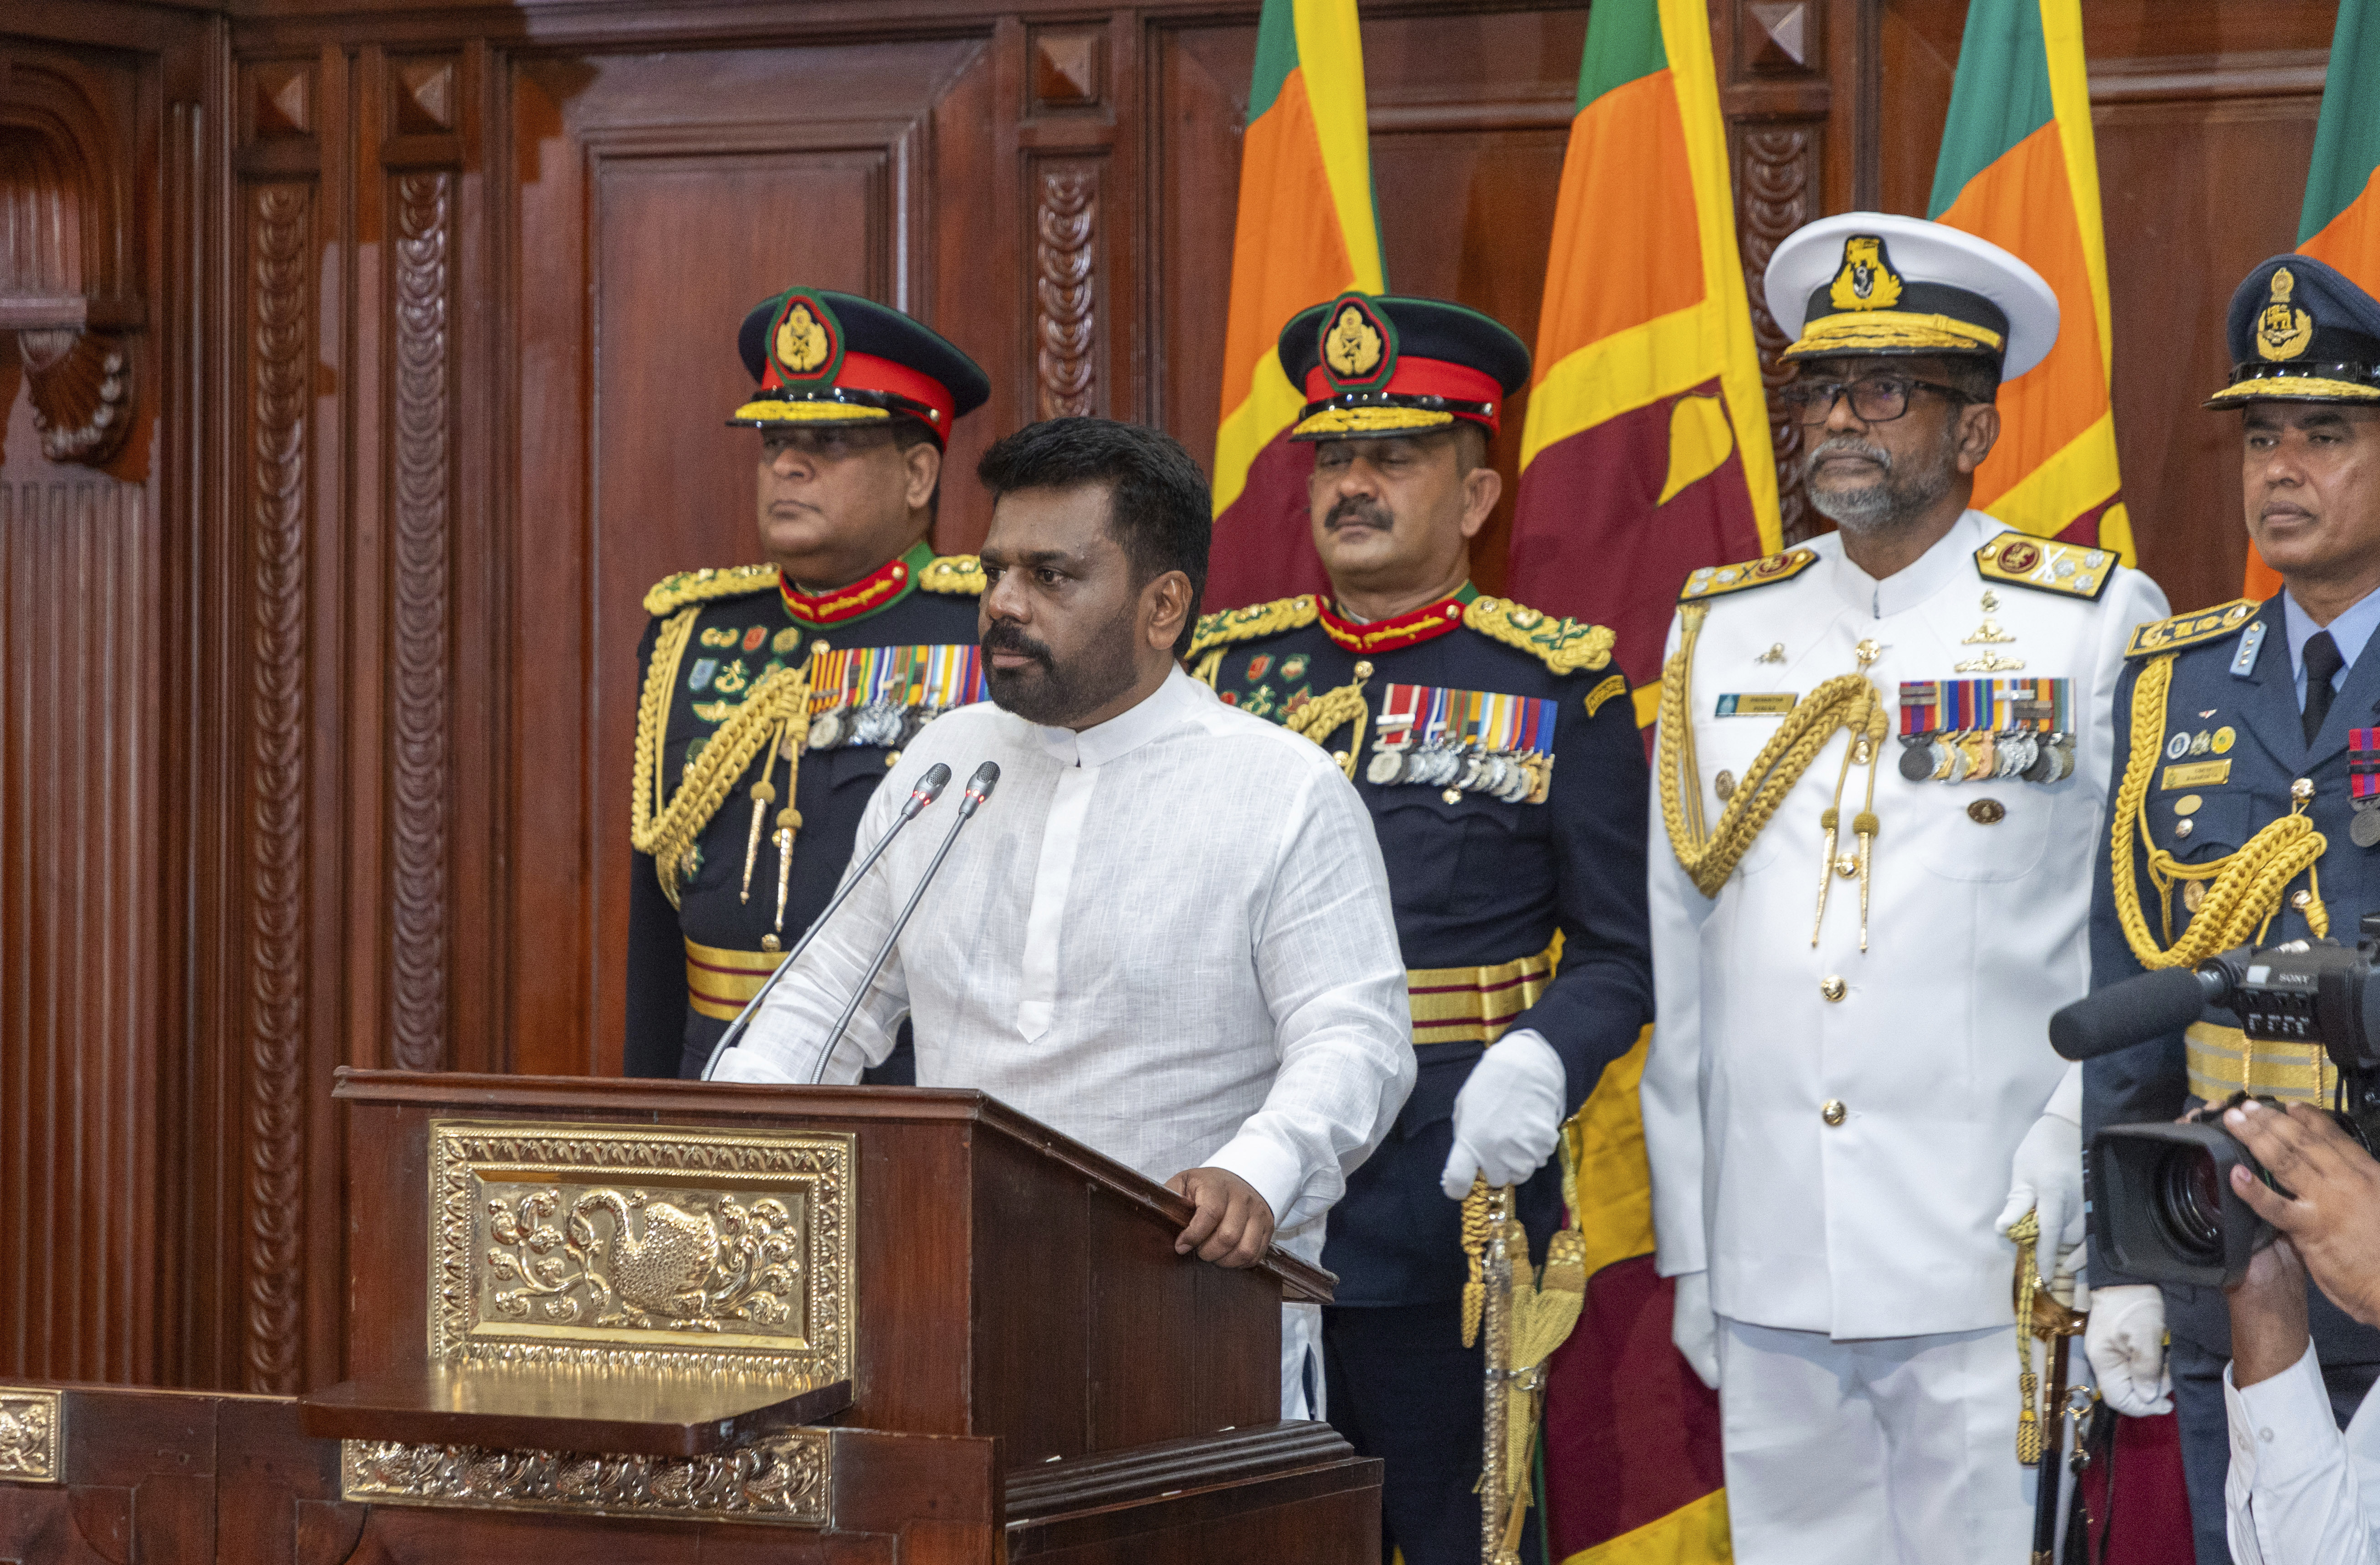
[1763,212,2060,382]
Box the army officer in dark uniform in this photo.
[1189,292,1653,1565]
[626,287,990,1081]
[2083,255,2380,1563]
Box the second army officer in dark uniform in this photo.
[1190,292,1654,1565]
[626,287,991,1081]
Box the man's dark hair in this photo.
[977,417,1212,657]
[1941,355,2001,404]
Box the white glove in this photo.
[1671,1269,1720,1390]
[1439,1029,1567,1197]
[2084,1284,2172,1416]
[1996,1069,2086,1284]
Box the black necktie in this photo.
[2304,629,2345,744]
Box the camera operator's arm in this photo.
[2223,1237,2379,1564]
[2217,1100,2380,1565]
[2225,1099,2380,1329]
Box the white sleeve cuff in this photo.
[2227,1340,2337,1490]
[1199,1129,1302,1234]
[709,1046,792,1085]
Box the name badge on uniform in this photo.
[1368,682,1556,804]
[1715,693,1797,717]
[805,644,986,750]
[1894,677,2075,785]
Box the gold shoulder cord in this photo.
[1656,602,1891,942]
[630,612,814,917]
[2108,652,2328,968]
[1287,677,1369,780]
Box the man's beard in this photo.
[983,600,1142,727]
[1802,424,1957,536]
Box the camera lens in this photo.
[2154,1144,2227,1259]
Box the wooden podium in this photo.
[0,1072,1381,1562]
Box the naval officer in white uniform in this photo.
[1638,213,2168,1564]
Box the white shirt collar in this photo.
[1827,509,1992,620]
[1035,664,1207,768]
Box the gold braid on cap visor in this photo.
[1783,310,2006,359]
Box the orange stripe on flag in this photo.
[2298,163,2380,278]
[1935,120,2111,516]
[1217,69,1354,421]
[1530,71,1704,375]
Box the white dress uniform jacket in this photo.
[1641,510,2166,1339]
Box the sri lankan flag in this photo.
[1929,0,2129,562]
[1507,0,1778,718]
[2247,0,2380,598]
[1206,0,1384,611]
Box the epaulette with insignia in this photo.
[643,563,779,618]
[1974,533,2117,600]
[1188,595,1320,657]
[1464,596,1615,675]
[918,553,985,595]
[2124,598,2260,659]
[1679,548,1820,601]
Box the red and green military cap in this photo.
[730,288,991,447]
[1276,292,1530,441]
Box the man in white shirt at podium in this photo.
[711,416,1418,1420]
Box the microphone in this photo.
[805,761,1001,1084]
[2048,965,2229,1061]
[700,762,952,1081]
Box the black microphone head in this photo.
[958,760,1001,816]
[2049,966,2217,1061]
[916,762,953,801]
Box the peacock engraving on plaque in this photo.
[430,1121,853,1383]
[0,1389,58,1483]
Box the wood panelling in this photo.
[0,0,2357,1399]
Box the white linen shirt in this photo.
[1638,510,2168,1338]
[2226,1341,2380,1565]
[712,666,1417,1266]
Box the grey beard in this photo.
[1803,429,1956,535]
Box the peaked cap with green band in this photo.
[730,288,990,446]
[1277,292,1530,441]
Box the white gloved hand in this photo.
[1997,1072,2086,1284]
[1671,1269,1720,1390]
[1438,1029,1567,1197]
[2084,1284,2172,1416]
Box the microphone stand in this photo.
[699,762,952,1081]
[805,761,1001,1084]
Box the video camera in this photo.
[2047,914,2380,1288]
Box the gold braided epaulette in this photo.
[2125,599,2259,659]
[1679,548,1820,601]
[642,563,778,617]
[918,554,985,595]
[1188,595,1320,657]
[1464,597,1614,675]
[1975,532,2116,600]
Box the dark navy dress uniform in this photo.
[2085,252,2380,1565]
[1189,289,1653,1565]
[626,546,985,1080]
[623,285,990,1081]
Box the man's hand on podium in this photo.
[1165,1167,1277,1268]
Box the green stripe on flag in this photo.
[1575,0,1668,115]
[2302,0,2380,244]
[1248,0,1300,122]
[1928,0,2056,220]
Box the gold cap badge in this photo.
[2258,267,2315,362]
[1324,302,1386,380]
[1830,236,1905,313]
[776,300,832,375]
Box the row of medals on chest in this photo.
[687,626,951,767]
[1709,590,2074,806]
[1346,661,1550,805]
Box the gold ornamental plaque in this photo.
[343,1429,830,1526]
[429,1121,853,1384]
[0,1387,59,1483]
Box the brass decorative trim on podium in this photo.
[0,1388,60,1483]
[342,1428,832,1525]
[428,1120,854,1386]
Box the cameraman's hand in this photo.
[2083,1285,2173,1416]
[2223,1098,2380,1328]
[2224,1230,2311,1391]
